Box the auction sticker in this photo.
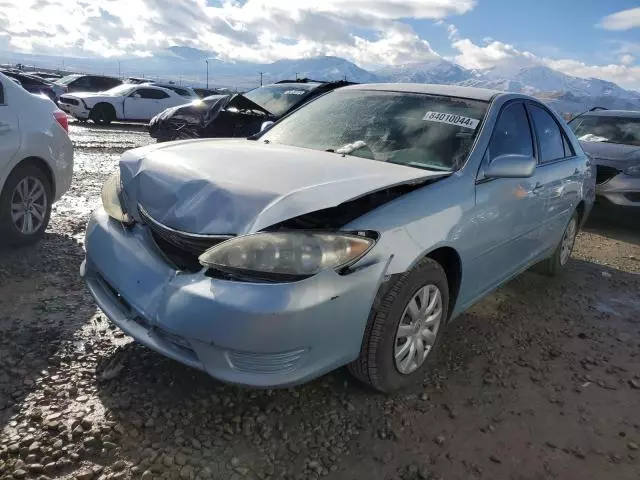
[423,111,479,129]
[284,90,306,95]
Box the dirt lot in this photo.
[1,121,639,480]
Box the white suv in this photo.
[0,72,73,246]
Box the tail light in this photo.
[54,110,69,133]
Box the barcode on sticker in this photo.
[422,111,479,129]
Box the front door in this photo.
[124,88,166,121]
[464,101,546,303]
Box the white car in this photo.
[140,82,199,100]
[0,72,73,246]
[58,84,192,124]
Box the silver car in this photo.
[81,84,594,392]
[569,109,640,208]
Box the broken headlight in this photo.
[198,232,374,281]
[101,170,132,224]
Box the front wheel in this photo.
[90,104,114,125]
[349,258,449,392]
[535,212,579,276]
[0,164,53,247]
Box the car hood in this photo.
[579,141,640,168]
[119,139,447,235]
[64,91,113,100]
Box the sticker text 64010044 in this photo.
[422,111,480,129]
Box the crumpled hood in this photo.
[580,141,640,168]
[119,139,446,235]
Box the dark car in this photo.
[148,79,355,142]
[568,108,640,208]
[54,74,122,94]
[0,69,57,101]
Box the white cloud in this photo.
[620,53,636,66]
[0,0,471,64]
[599,7,640,31]
[452,37,640,90]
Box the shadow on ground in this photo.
[584,202,640,246]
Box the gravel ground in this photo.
[1,121,639,480]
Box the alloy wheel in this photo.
[394,284,444,375]
[10,176,48,235]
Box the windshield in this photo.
[242,84,318,116]
[569,115,640,147]
[55,74,82,85]
[103,84,138,96]
[260,90,489,171]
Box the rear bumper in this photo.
[596,174,640,207]
[82,208,388,387]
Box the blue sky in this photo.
[1,0,640,88]
[416,0,640,63]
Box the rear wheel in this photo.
[535,211,579,276]
[348,257,449,392]
[90,104,115,125]
[0,163,53,247]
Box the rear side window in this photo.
[529,104,565,163]
[0,81,4,104]
[135,88,169,99]
[488,102,534,162]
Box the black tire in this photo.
[534,211,579,276]
[90,103,115,125]
[348,257,450,392]
[0,163,53,247]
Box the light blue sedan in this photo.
[81,84,595,392]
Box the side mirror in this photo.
[485,154,536,179]
[260,120,275,132]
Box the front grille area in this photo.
[58,96,79,106]
[138,205,232,271]
[227,349,307,374]
[595,165,620,185]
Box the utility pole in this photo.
[295,72,299,80]
[118,60,121,78]
[259,71,264,86]
[205,59,209,89]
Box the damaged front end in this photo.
[149,94,274,142]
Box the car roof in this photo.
[339,83,505,101]
[577,109,640,119]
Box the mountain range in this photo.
[2,46,639,114]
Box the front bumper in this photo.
[58,102,90,120]
[596,173,640,207]
[81,208,389,387]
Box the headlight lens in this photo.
[198,232,374,280]
[624,164,640,176]
[101,171,132,223]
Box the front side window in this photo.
[260,90,489,172]
[529,104,565,163]
[487,102,534,162]
[569,115,640,147]
[131,88,168,99]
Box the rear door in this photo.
[0,77,21,186]
[469,101,545,298]
[526,102,582,255]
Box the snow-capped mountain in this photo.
[262,56,379,83]
[376,59,472,84]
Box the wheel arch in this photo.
[424,246,463,319]
[4,156,55,198]
[575,200,586,227]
